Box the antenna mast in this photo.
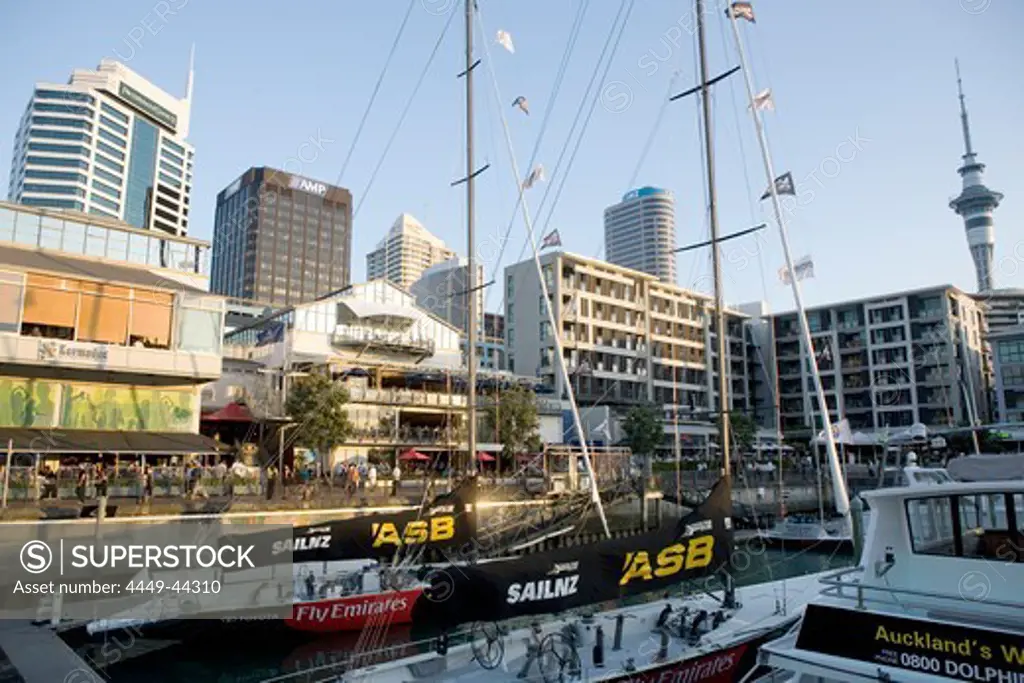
[464,0,478,475]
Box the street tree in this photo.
[284,370,353,468]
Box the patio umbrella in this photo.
[398,449,431,462]
[476,451,496,462]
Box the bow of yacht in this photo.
[751,477,1024,682]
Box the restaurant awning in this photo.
[0,429,226,454]
[201,402,254,422]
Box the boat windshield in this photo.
[905,491,1023,562]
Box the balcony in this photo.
[331,327,435,357]
[346,385,467,409]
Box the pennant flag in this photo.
[541,229,561,249]
[760,171,795,200]
[751,88,774,112]
[512,95,529,115]
[727,1,756,23]
[816,418,854,446]
[778,255,814,285]
[496,30,515,54]
[523,164,545,189]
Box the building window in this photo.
[100,102,129,124]
[130,289,173,348]
[507,275,514,299]
[32,116,91,130]
[27,142,87,155]
[29,128,91,142]
[91,179,121,200]
[25,156,89,170]
[21,197,84,211]
[124,118,158,229]
[0,272,25,334]
[94,168,121,186]
[540,321,550,341]
[176,294,223,354]
[77,282,130,344]
[22,183,85,197]
[98,128,127,148]
[94,154,124,174]
[998,340,1024,364]
[22,274,78,338]
[24,170,86,183]
[35,90,94,104]
[162,138,185,155]
[99,115,129,137]
[34,103,91,116]
[90,194,120,212]
[97,141,126,161]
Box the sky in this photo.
[1,0,1022,316]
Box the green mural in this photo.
[60,385,195,432]
[0,378,57,428]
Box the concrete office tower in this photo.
[949,60,1002,293]
[210,167,352,305]
[604,187,677,284]
[366,214,456,290]
[7,57,195,235]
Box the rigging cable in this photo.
[474,2,612,538]
[334,0,418,186]
[354,7,459,219]
[482,0,591,311]
[494,0,634,325]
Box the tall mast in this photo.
[696,0,731,479]
[465,0,478,473]
[725,7,849,518]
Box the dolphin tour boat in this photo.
[750,477,1024,682]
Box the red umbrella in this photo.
[476,451,496,462]
[398,449,431,462]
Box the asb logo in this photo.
[371,516,455,548]
[619,535,715,586]
[289,175,328,196]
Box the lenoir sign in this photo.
[289,175,328,196]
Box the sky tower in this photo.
[949,59,1002,293]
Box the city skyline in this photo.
[0,1,1021,315]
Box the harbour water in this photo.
[98,543,851,683]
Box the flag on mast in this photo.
[512,95,530,115]
[726,2,756,23]
[523,164,546,189]
[760,171,795,200]
[496,30,515,54]
[751,88,774,112]
[541,229,562,249]
[778,255,814,285]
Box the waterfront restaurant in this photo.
[0,201,225,472]
[217,279,560,471]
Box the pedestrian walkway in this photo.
[0,621,99,683]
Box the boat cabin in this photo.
[755,481,1024,682]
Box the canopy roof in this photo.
[0,429,225,455]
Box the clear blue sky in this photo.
[1,0,1021,314]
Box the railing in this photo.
[0,465,261,503]
[331,328,435,355]
[346,386,467,408]
[818,566,1024,612]
[348,426,461,445]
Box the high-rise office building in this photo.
[7,58,195,235]
[210,167,352,306]
[604,186,677,284]
[366,214,455,290]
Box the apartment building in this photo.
[504,251,749,452]
[973,288,1024,333]
[8,59,194,235]
[988,324,1024,423]
[0,200,223,457]
[603,187,677,284]
[771,285,989,439]
[366,214,455,290]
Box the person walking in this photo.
[76,466,88,503]
[367,463,378,495]
[391,463,401,497]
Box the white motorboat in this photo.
[750,477,1024,682]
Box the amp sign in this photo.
[289,175,328,196]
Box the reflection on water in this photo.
[103,545,851,683]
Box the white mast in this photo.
[726,9,850,518]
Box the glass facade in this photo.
[123,118,158,229]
